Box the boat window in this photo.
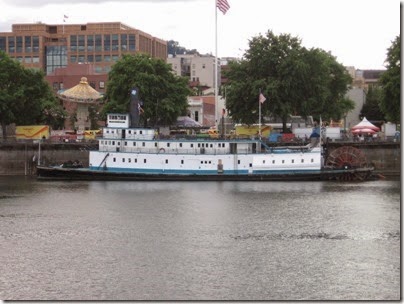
[301,159,304,163]
[180,143,183,147]
[198,143,201,148]
[155,143,157,147]
[113,157,116,162]
[223,143,226,148]
[209,161,212,164]
[181,160,184,164]
[249,163,252,167]
[263,160,265,164]
[117,142,120,146]
[311,159,314,163]
[238,160,240,164]
[210,144,213,148]
[291,159,295,163]
[142,142,145,147]
[191,144,194,148]
[167,143,170,147]
[200,161,203,164]
[124,142,127,146]
[272,160,275,164]
[122,158,125,162]
[282,160,285,164]
[112,141,115,145]
[144,159,147,163]
[128,158,131,163]
[135,159,137,163]
[165,159,168,164]
[140,131,143,134]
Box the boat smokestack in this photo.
[129,87,141,127]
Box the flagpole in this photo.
[214,0,218,129]
[259,89,262,140]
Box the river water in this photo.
[0,176,400,301]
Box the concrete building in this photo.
[343,67,386,130]
[168,54,220,92]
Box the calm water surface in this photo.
[0,177,400,300]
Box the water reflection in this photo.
[0,177,400,300]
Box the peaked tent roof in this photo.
[351,117,380,131]
[58,77,102,104]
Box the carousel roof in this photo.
[351,117,380,132]
[58,77,102,104]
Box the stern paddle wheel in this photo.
[324,146,372,181]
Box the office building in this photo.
[0,22,167,85]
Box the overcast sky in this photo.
[1,0,400,69]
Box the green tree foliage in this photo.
[103,53,190,126]
[360,86,385,121]
[167,40,199,56]
[379,35,400,124]
[224,30,353,131]
[0,51,64,139]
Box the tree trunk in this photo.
[282,115,288,133]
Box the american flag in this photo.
[216,0,230,14]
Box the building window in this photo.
[0,37,6,51]
[32,36,39,53]
[95,35,102,51]
[87,35,94,51]
[104,34,111,51]
[128,34,136,51]
[99,81,105,89]
[70,35,77,51]
[24,36,32,53]
[8,37,15,53]
[121,34,127,51]
[112,34,119,51]
[16,36,22,53]
[78,35,85,52]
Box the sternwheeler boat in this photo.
[36,113,374,181]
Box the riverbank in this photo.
[0,141,400,178]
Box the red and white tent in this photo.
[351,117,380,133]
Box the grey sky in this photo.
[1,0,400,69]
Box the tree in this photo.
[224,30,353,131]
[167,40,199,56]
[0,51,63,139]
[379,35,400,124]
[360,86,385,121]
[102,53,191,126]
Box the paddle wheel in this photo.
[325,146,372,181]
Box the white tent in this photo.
[351,117,380,132]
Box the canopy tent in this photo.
[175,116,202,127]
[351,117,380,132]
[352,128,376,134]
[58,77,102,104]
